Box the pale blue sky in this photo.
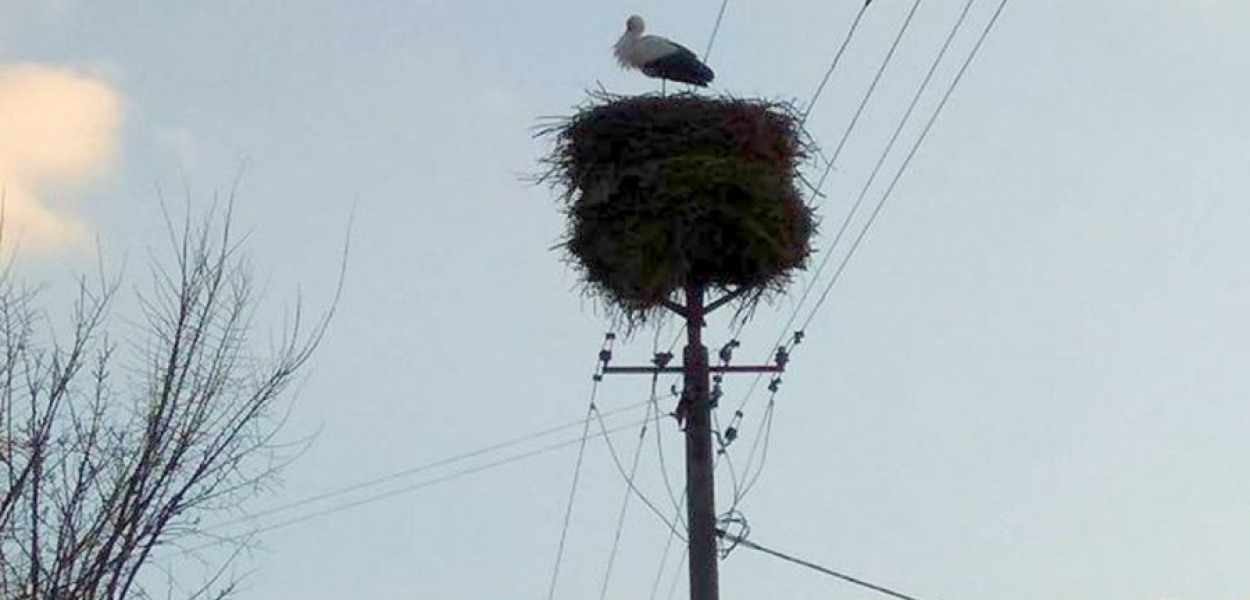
[2,1,1249,599]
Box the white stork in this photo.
[613,15,715,87]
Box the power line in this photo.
[205,398,650,532]
[795,0,981,337]
[734,395,776,504]
[724,0,1006,512]
[548,392,598,600]
[665,546,689,600]
[811,0,922,196]
[733,0,918,347]
[650,381,686,525]
[721,531,932,600]
[646,510,681,600]
[597,397,656,600]
[647,483,690,600]
[711,408,740,503]
[180,412,651,557]
[801,1,873,125]
[724,0,897,417]
[593,404,685,539]
[801,0,1010,332]
[702,0,731,61]
[551,332,620,600]
[737,0,994,415]
[647,413,752,600]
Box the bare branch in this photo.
[0,195,345,600]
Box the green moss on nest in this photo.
[541,92,816,326]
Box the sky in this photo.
[2,0,1249,599]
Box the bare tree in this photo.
[0,202,341,599]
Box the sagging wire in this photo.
[593,402,686,541]
[547,331,615,600]
[597,386,657,600]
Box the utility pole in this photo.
[601,284,787,600]
[682,282,718,600]
[548,91,809,600]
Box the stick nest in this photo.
[540,92,816,326]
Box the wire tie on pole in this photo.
[767,377,782,393]
[774,347,790,369]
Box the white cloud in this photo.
[0,63,122,252]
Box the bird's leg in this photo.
[661,80,667,97]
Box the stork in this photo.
[613,15,715,87]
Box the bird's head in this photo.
[625,15,645,34]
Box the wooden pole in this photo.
[683,282,719,600]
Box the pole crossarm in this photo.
[600,344,790,377]
[602,364,782,375]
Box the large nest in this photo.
[540,92,816,326]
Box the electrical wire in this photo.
[205,399,651,532]
[593,404,685,540]
[712,408,740,501]
[734,395,776,504]
[642,322,686,525]
[721,531,931,600]
[664,545,688,600]
[179,411,652,558]
[547,392,598,600]
[651,381,686,526]
[724,0,1005,511]
[185,333,672,598]
[647,410,745,600]
[646,519,678,600]
[550,332,620,599]
[811,0,922,196]
[649,486,690,600]
[800,0,1009,332]
[731,0,917,348]
[755,0,977,355]
[710,346,743,502]
[800,0,982,331]
[801,1,873,125]
[702,0,731,61]
[597,398,656,600]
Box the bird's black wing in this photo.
[640,42,715,86]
